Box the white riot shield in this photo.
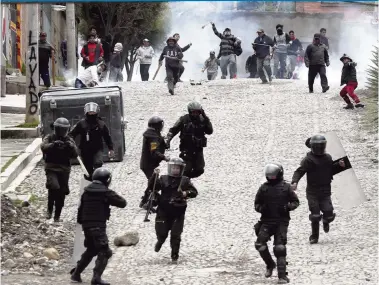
[323,131,367,210]
[72,178,95,268]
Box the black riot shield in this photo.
[305,132,367,209]
[39,86,126,163]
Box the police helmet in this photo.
[264,163,284,182]
[92,167,112,187]
[84,102,100,115]
[53,117,70,138]
[148,116,164,132]
[309,135,327,155]
[167,157,186,177]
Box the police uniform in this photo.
[166,102,213,179]
[292,135,340,244]
[71,168,127,285]
[254,163,299,284]
[41,118,78,222]
[149,158,198,263]
[69,102,114,178]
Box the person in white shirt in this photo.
[75,62,107,88]
[136,39,155,81]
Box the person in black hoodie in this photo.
[109,43,123,82]
[39,32,54,88]
[149,158,198,264]
[287,30,303,79]
[41,117,78,222]
[69,102,114,179]
[253,29,274,84]
[158,37,183,95]
[339,54,364,109]
[291,135,346,244]
[70,167,127,285]
[304,33,330,93]
[139,116,170,208]
[173,33,192,82]
[254,163,299,284]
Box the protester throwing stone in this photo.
[211,22,241,79]
[158,37,183,95]
[70,168,127,284]
[41,118,78,222]
[304,34,330,93]
[339,54,364,109]
[291,135,345,244]
[139,116,170,208]
[166,101,213,179]
[254,163,299,284]
[69,102,114,179]
[149,158,198,264]
[75,62,107,88]
[173,33,192,82]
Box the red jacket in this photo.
[81,42,104,65]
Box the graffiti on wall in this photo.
[27,30,38,115]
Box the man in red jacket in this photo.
[81,34,104,69]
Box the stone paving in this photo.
[2,79,378,285]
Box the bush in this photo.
[366,45,378,97]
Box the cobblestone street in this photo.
[2,79,378,285]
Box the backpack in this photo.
[234,45,243,56]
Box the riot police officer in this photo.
[71,168,127,285]
[166,101,213,178]
[41,117,78,222]
[148,158,198,264]
[140,116,170,208]
[69,102,114,179]
[254,163,299,284]
[291,135,345,244]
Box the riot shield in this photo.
[72,178,95,268]
[306,132,367,209]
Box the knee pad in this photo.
[273,245,286,258]
[254,242,267,252]
[309,214,322,222]
[99,248,113,259]
[323,212,336,223]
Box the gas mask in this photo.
[276,28,283,35]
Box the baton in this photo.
[153,65,161,80]
[144,172,159,222]
[77,156,90,177]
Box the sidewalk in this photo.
[0,94,26,114]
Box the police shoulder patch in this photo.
[150,142,158,150]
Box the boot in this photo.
[259,248,276,278]
[261,80,269,84]
[171,253,179,264]
[70,252,94,283]
[309,87,313,93]
[54,206,63,222]
[309,222,320,244]
[154,241,163,252]
[91,255,110,285]
[355,103,365,108]
[277,257,289,284]
[221,75,226,79]
[323,222,330,233]
[46,210,52,220]
[343,103,354,109]
[322,86,330,93]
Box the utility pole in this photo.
[25,3,39,124]
[66,3,77,76]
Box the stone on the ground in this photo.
[114,231,140,247]
[3,259,16,268]
[23,252,34,259]
[43,248,60,260]
[34,257,48,265]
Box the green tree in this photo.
[76,3,170,81]
[367,46,378,96]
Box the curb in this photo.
[1,138,42,191]
[1,128,39,139]
[1,105,26,114]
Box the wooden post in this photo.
[25,3,39,124]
